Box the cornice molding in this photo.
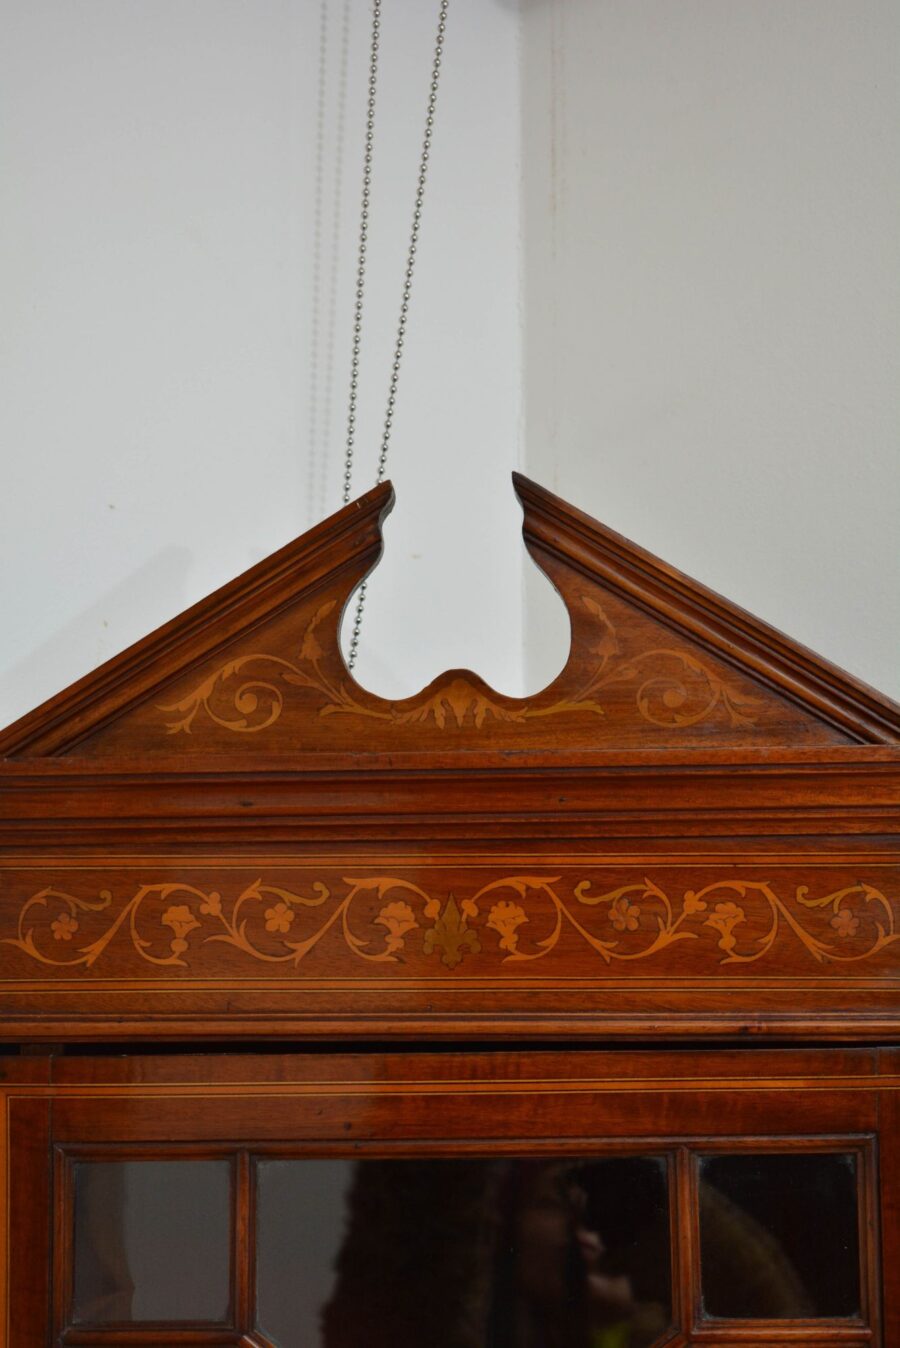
[515,473,900,744]
[0,482,393,757]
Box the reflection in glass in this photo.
[698,1151,861,1319]
[72,1159,231,1323]
[256,1155,671,1348]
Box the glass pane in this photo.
[698,1151,860,1320]
[72,1159,231,1323]
[256,1155,671,1348]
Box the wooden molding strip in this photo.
[515,473,900,744]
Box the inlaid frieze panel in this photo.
[0,856,897,1039]
[2,861,899,979]
[0,476,898,1040]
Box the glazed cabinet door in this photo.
[3,1049,898,1347]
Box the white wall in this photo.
[1,0,897,731]
[0,0,524,727]
[522,0,900,699]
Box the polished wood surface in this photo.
[0,477,897,1042]
[0,847,897,1042]
[1,481,897,1339]
[3,475,898,759]
[0,1048,895,1346]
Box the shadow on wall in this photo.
[0,547,192,730]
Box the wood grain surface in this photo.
[0,1048,893,1346]
[0,476,897,1042]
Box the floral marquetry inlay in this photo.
[0,475,895,1050]
[2,874,897,975]
[157,596,763,737]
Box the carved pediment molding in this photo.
[1,474,897,760]
[515,474,900,745]
[0,482,393,758]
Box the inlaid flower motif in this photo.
[487,900,527,953]
[159,584,765,739]
[704,900,746,954]
[264,902,294,934]
[609,896,641,932]
[375,901,418,954]
[51,912,78,941]
[161,904,200,956]
[4,875,898,979]
[831,908,860,939]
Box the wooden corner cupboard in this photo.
[0,475,898,1345]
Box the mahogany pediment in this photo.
[1,475,897,760]
[0,477,898,1044]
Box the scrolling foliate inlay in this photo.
[157,596,763,735]
[3,875,897,974]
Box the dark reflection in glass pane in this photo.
[72,1160,231,1324]
[698,1151,860,1319]
[256,1155,671,1348]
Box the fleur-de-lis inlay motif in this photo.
[423,895,481,969]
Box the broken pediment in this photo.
[0,475,898,1045]
[1,474,898,760]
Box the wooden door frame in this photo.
[0,1047,896,1347]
